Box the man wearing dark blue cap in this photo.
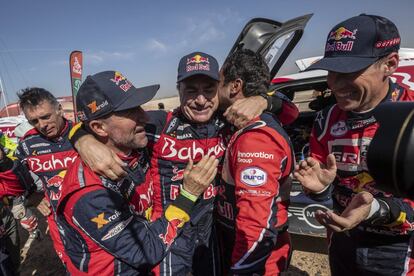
[56,70,219,275]
[69,52,298,275]
[294,14,414,275]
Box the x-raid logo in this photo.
[110,71,133,92]
[186,54,210,73]
[87,100,109,114]
[326,27,357,52]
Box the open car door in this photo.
[227,14,313,79]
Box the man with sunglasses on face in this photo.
[294,14,414,275]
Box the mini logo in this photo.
[91,212,109,229]
[330,120,348,137]
[302,204,330,229]
[171,166,184,181]
[240,167,267,187]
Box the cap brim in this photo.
[177,71,220,82]
[305,56,378,73]
[114,84,160,111]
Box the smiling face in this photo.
[101,107,149,153]
[178,75,219,123]
[24,100,65,139]
[327,58,391,112]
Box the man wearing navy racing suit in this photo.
[71,52,299,275]
[294,14,414,275]
[56,70,219,275]
[215,49,295,275]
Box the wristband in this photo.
[180,185,198,202]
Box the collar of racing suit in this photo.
[346,80,404,130]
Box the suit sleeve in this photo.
[229,129,290,274]
[69,185,193,268]
[0,142,35,197]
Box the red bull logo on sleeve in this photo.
[159,218,182,247]
[326,27,358,53]
[186,54,210,73]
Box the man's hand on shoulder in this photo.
[76,134,127,181]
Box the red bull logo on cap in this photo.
[328,27,357,41]
[325,27,358,53]
[110,71,132,92]
[159,218,182,247]
[186,54,210,73]
[186,54,210,65]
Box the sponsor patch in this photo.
[330,120,348,137]
[240,167,267,187]
[102,216,133,241]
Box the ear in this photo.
[383,52,399,77]
[230,78,243,97]
[56,104,63,116]
[88,119,109,138]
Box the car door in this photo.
[227,14,313,79]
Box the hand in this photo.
[76,134,127,180]
[182,155,219,197]
[293,154,337,193]
[316,192,374,232]
[36,197,51,216]
[20,214,38,232]
[223,96,267,129]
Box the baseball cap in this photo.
[76,70,159,121]
[177,51,220,82]
[307,14,400,73]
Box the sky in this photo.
[1,0,413,104]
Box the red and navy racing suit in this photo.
[11,119,77,264]
[56,150,194,275]
[309,81,414,275]
[146,95,298,275]
[215,112,294,275]
[147,109,228,276]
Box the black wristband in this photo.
[69,124,89,147]
[173,194,195,214]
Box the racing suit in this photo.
[0,133,38,275]
[56,150,195,275]
[147,109,228,276]
[216,113,294,275]
[309,81,414,275]
[68,94,299,275]
[2,119,78,265]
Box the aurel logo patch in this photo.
[240,167,267,187]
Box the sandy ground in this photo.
[19,211,330,276]
[18,94,331,275]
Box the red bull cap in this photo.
[76,71,160,121]
[307,14,400,73]
[177,52,220,82]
